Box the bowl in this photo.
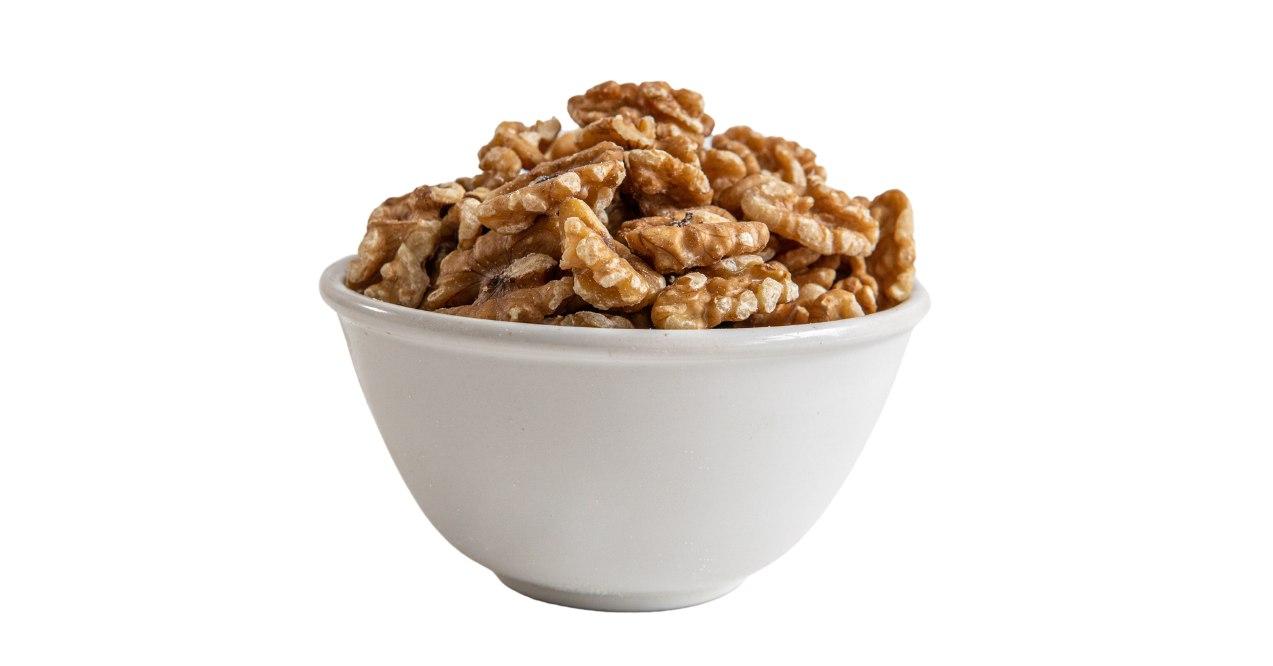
[320,256,929,611]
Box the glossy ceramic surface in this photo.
[321,256,929,611]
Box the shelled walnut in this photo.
[344,81,916,328]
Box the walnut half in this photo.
[618,208,769,274]
[651,255,798,329]
[558,197,664,311]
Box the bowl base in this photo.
[495,574,745,612]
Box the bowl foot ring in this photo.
[495,574,745,612]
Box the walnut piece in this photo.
[774,245,824,273]
[548,311,635,328]
[867,189,916,308]
[363,218,444,307]
[440,276,575,322]
[461,118,562,191]
[806,288,866,322]
[425,215,563,309]
[474,171,582,235]
[701,148,748,192]
[478,142,626,233]
[623,148,712,215]
[740,175,877,257]
[618,208,769,273]
[474,252,558,302]
[558,197,664,311]
[478,118,560,169]
[807,179,880,248]
[716,126,823,183]
[452,197,484,249]
[834,256,880,314]
[346,182,465,290]
[742,281,864,326]
[653,133,701,166]
[788,253,841,289]
[741,282,824,327]
[651,255,798,329]
[713,172,765,217]
[576,115,656,151]
[567,80,714,139]
[792,267,837,289]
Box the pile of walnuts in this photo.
[346,81,915,329]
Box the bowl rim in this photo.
[320,256,929,357]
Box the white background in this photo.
[2,1,1270,663]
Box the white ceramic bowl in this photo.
[320,257,929,611]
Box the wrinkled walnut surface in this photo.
[568,81,714,139]
[344,81,915,327]
[740,176,877,257]
[547,311,635,328]
[439,276,575,322]
[868,189,916,309]
[651,255,797,329]
[619,208,768,273]
[558,197,664,311]
[346,182,464,290]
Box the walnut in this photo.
[807,178,880,248]
[713,173,765,217]
[546,129,581,160]
[710,137,761,175]
[789,252,841,289]
[346,182,465,290]
[774,245,824,273]
[693,205,737,221]
[478,118,561,169]
[740,175,877,257]
[462,119,560,190]
[558,197,664,311]
[652,255,798,329]
[479,142,626,233]
[440,276,575,322]
[716,126,823,185]
[440,197,484,250]
[867,189,916,308]
[548,311,635,328]
[710,127,827,216]
[740,283,825,327]
[576,115,655,150]
[654,133,701,166]
[567,80,714,139]
[701,148,748,192]
[362,218,444,307]
[833,256,879,314]
[705,254,800,310]
[478,252,557,299]
[806,288,865,322]
[425,215,563,309]
[471,148,522,189]
[651,273,740,330]
[618,208,769,273]
[623,148,712,216]
[741,281,864,326]
[465,186,494,202]
[474,171,582,235]
[793,267,837,289]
